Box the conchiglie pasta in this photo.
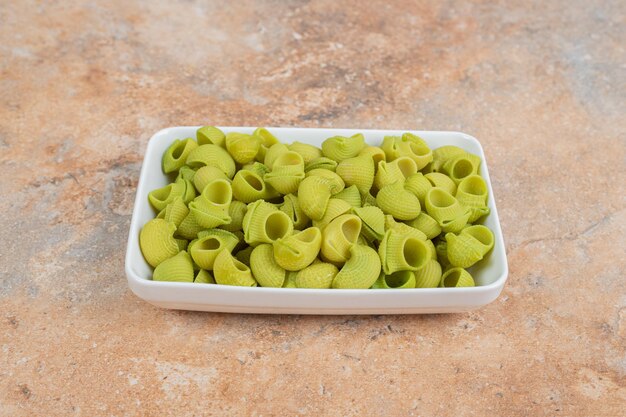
[456,175,490,223]
[288,141,322,164]
[312,198,352,230]
[250,243,286,287]
[264,151,305,194]
[380,136,401,161]
[175,211,205,240]
[431,145,466,172]
[378,229,431,274]
[242,200,294,246]
[177,178,197,204]
[175,165,196,182]
[140,219,179,267]
[186,144,236,178]
[220,200,247,232]
[384,215,428,241]
[321,134,366,162]
[374,157,418,190]
[404,173,433,206]
[441,153,480,184]
[273,227,322,271]
[193,165,229,194]
[424,187,470,233]
[305,156,338,172]
[332,185,362,208]
[232,169,278,203]
[225,132,261,164]
[376,181,421,220]
[396,133,432,169]
[320,214,362,264]
[197,126,225,147]
[446,225,494,268]
[242,161,270,177]
[188,179,232,228]
[162,138,198,173]
[336,154,375,195]
[297,176,333,220]
[440,267,475,287]
[148,182,186,211]
[190,229,240,270]
[405,212,441,240]
[332,244,381,289]
[253,127,280,163]
[295,262,338,289]
[213,249,257,287]
[352,205,385,242]
[194,269,216,284]
[414,259,442,288]
[305,169,345,193]
[264,143,290,170]
[153,250,195,282]
[359,146,386,167]
[425,172,457,195]
[162,197,189,227]
[372,270,416,289]
[280,193,310,230]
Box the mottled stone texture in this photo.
[0,0,624,415]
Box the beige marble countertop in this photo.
[1,1,625,416]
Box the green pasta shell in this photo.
[440,267,475,288]
[264,143,290,170]
[280,193,310,230]
[361,192,377,207]
[424,188,470,233]
[193,166,229,193]
[250,244,286,287]
[188,179,232,228]
[405,212,441,239]
[358,146,386,168]
[177,178,196,204]
[153,250,195,282]
[332,244,381,289]
[162,138,198,174]
[446,225,495,268]
[234,246,254,266]
[441,153,480,184]
[305,169,345,194]
[288,141,322,164]
[252,127,280,163]
[414,259,442,288]
[305,156,338,172]
[397,133,432,169]
[435,239,451,269]
[372,270,416,289]
[404,173,433,206]
[241,161,270,177]
[376,181,421,221]
[190,229,239,270]
[384,215,428,241]
[213,249,257,287]
[186,144,236,178]
[332,185,362,208]
[297,176,332,221]
[456,175,490,223]
[194,269,216,284]
[312,198,352,230]
[225,132,261,164]
[380,136,401,161]
[264,151,305,194]
[242,200,294,246]
[282,271,298,288]
[175,238,189,251]
[320,214,362,264]
[431,145,466,172]
[374,157,418,190]
[139,219,179,267]
[425,239,437,260]
[321,134,366,162]
[175,165,196,182]
[378,228,431,274]
[336,154,375,195]
[197,126,225,147]
[148,182,186,212]
[352,206,385,242]
[162,197,189,227]
[295,262,338,289]
[273,227,322,271]
[425,172,457,195]
[232,169,278,203]
[220,200,248,232]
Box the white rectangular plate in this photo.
[125,127,508,314]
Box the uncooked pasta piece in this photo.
[372,270,416,289]
[332,244,381,289]
[250,243,286,287]
[358,146,386,168]
[175,165,196,182]
[140,218,179,267]
[425,172,457,195]
[279,193,310,230]
[414,259,442,288]
[396,133,432,170]
[176,211,204,240]
[148,182,186,211]
[446,225,494,268]
[431,145,466,172]
[404,173,432,206]
[194,269,216,284]
[225,132,261,164]
[175,238,188,251]
[177,178,196,204]
[441,153,480,184]
[282,271,298,288]
[405,212,441,239]
[456,175,490,223]
[305,156,338,172]
[273,227,322,271]
[336,154,375,195]
[295,262,338,289]
[288,141,322,164]
[440,267,474,287]
[320,214,362,264]
[384,215,427,241]
[242,200,294,246]
[153,250,195,282]
[352,206,385,242]
[376,181,421,221]
[213,249,257,286]
[312,198,352,230]
[162,138,198,174]
[197,126,225,147]
[234,246,254,266]
[253,127,280,163]
[242,161,270,177]
[297,176,333,220]
[435,239,450,269]
[193,166,229,193]
[305,169,345,193]
[378,228,431,274]
[374,157,418,190]
[321,134,366,162]
[264,151,305,194]
[186,144,236,178]
[264,143,290,170]
[380,136,401,161]
[425,239,437,260]
[232,169,278,203]
[162,197,189,227]
[219,200,247,232]
[190,229,239,270]
[424,188,470,233]
[361,192,377,207]
[188,179,232,228]
[332,185,362,207]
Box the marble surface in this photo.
[1,0,625,415]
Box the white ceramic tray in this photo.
[125,127,508,314]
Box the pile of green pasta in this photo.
[139,127,495,289]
